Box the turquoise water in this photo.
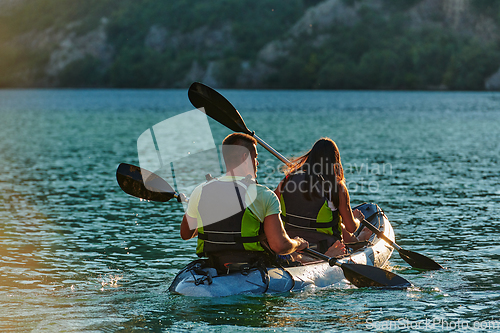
[0,89,499,332]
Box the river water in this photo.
[0,89,499,332]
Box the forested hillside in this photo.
[1,0,500,90]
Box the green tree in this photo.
[58,56,106,88]
[215,57,242,87]
[443,42,500,90]
[316,56,360,89]
[109,48,168,88]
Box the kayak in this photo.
[169,203,395,297]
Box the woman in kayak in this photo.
[274,137,371,258]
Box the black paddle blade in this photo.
[305,248,411,289]
[361,218,444,270]
[188,82,252,135]
[340,262,412,289]
[116,163,176,202]
[398,249,444,270]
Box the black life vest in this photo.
[280,172,342,239]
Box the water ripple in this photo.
[0,90,499,332]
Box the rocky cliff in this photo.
[1,0,500,89]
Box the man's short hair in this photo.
[222,133,257,168]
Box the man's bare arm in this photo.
[180,214,198,240]
[263,214,308,255]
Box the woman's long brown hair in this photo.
[283,138,344,206]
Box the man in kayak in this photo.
[180,133,309,272]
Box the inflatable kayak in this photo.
[169,203,396,297]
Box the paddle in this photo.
[188,81,443,271]
[116,163,186,203]
[360,218,443,270]
[188,82,290,165]
[303,248,411,288]
[117,162,411,288]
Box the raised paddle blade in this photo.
[398,248,444,270]
[188,82,292,166]
[188,82,252,135]
[116,163,177,202]
[340,262,411,289]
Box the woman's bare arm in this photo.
[337,182,361,233]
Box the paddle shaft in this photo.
[254,134,291,166]
[361,217,443,270]
[360,219,402,251]
[302,248,411,288]
[302,248,339,267]
[162,189,187,202]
